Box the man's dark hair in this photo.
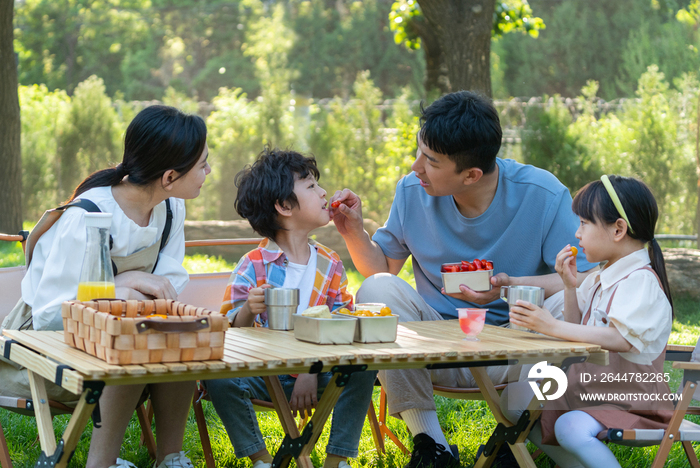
[419,91,502,174]
[235,147,320,241]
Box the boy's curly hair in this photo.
[234,147,320,241]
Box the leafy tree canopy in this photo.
[388,0,545,51]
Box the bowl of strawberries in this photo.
[441,259,494,293]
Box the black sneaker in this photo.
[404,433,460,468]
[475,443,518,468]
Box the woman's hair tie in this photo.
[116,164,129,177]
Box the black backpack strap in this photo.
[159,198,173,253]
[57,198,102,214]
[151,198,173,273]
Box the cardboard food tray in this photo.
[61,298,228,365]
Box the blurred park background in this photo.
[2,0,700,241]
[4,1,700,467]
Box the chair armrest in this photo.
[666,344,695,362]
[672,361,700,370]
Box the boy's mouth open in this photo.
[418,178,430,187]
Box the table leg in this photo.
[264,376,303,440]
[27,371,56,456]
[472,356,588,468]
[26,372,103,468]
[268,365,367,468]
[471,367,526,468]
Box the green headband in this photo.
[600,175,634,235]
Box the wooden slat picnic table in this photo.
[1,321,607,468]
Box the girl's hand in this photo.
[246,284,271,316]
[290,373,318,418]
[115,271,177,300]
[554,245,578,290]
[509,300,556,334]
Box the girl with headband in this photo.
[502,175,674,467]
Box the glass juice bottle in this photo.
[77,212,116,301]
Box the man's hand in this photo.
[330,189,364,238]
[442,272,510,305]
[115,271,177,300]
[246,284,272,316]
[289,373,318,418]
[509,300,556,334]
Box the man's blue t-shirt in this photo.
[372,158,596,325]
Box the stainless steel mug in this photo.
[264,288,300,330]
[500,285,545,331]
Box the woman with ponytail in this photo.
[499,175,674,468]
[1,105,210,468]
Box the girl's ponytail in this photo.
[649,238,674,318]
[70,165,128,201]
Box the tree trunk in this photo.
[417,0,495,97]
[0,0,22,234]
[410,14,449,96]
[696,88,700,249]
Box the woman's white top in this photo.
[281,243,318,315]
[576,248,672,365]
[22,186,189,331]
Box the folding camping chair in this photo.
[599,344,700,467]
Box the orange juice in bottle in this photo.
[77,213,116,302]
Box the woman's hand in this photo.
[554,245,578,290]
[245,284,272,316]
[509,300,556,334]
[115,271,177,300]
[289,374,318,418]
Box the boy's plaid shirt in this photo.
[220,238,354,326]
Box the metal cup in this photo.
[500,285,545,331]
[264,288,299,330]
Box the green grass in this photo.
[2,254,700,466]
[0,237,25,268]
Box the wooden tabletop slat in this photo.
[142,364,168,374]
[232,330,341,365]
[3,319,603,395]
[163,362,188,372]
[202,360,227,371]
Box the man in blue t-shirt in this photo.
[329,91,597,468]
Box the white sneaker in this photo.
[155,451,194,468]
[109,459,137,468]
[252,460,272,468]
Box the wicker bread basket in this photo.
[61,299,228,365]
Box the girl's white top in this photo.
[576,248,672,365]
[22,186,189,331]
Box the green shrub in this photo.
[19,85,70,218]
[522,95,601,194]
[56,76,121,201]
